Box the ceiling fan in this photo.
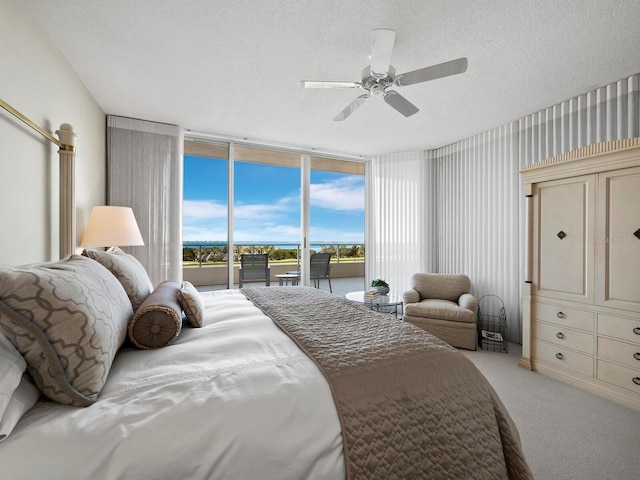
[299,29,468,121]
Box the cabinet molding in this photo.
[520,139,640,411]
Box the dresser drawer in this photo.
[533,321,594,354]
[597,337,640,369]
[532,340,594,377]
[597,360,640,395]
[532,302,595,332]
[598,314,640,345]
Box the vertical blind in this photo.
[107,115,184,286]
[429,123,521,341]
[519,74,640,165]
[372,73,640,343]
[366,151,433,295]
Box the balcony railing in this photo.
[183,242,365,267]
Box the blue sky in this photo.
[183,155,364,243]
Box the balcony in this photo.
[183,242,365,294]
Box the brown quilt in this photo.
[242,287,532,480]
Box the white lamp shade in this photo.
[80,206,144,248]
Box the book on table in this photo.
[364,289,379,304]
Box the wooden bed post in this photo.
[56,124,76,258]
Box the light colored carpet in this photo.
[463,343,640,480]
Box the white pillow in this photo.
[0,333,39,442]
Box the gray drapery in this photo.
[107,115,183,287]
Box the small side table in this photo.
[345,291,403,318]
[275,273,300,286]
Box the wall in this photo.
[0,0,105,265]
[429,73,640,342]
[372,73,640,343]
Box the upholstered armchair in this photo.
[402,273,478,350]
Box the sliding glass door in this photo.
[233,146,301,286]
[183,139,365,291]
[182,141,229,289]
[310,157,365,291]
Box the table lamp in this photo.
[80,206,144,253]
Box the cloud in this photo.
[311,176,364,211]
[182,175,364,242]
[182,224,228,242]
[234,197,295,220]
[183,200,227,219]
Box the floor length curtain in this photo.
[366,151,433,295]
[107,115,183,286]
[429,123,521,342]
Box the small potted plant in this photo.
[371,279,389,295]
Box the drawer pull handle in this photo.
[556,352,564,360]
[633,377,640,386]
[557,230,566,240]
[634,353,640,361]
[556,332,565,340]
[557,311,565,319]
[634,327,640,335]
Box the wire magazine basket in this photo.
[477,295,508,353]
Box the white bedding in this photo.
[0,290,345,480]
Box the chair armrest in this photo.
[403,289,420,305]
[458,293,478,314]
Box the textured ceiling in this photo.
[23,0,640,156]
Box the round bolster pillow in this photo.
[128,281,182,349]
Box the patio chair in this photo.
[310,253,332,293]
[239,253,270,287]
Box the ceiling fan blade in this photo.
[299,81,360,89]
[370,28,396,77]
[383,90,419,117]
[395,57,468,87]
[333,94,369,121]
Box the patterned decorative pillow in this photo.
[0,255,132,406]
[82,249,153,311]
[128,281,182,349]
[177,281,205,328]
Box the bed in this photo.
[0,251,532,479]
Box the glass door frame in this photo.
[184,133,366,290]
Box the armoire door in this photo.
[597,166,640,312]
[533,175,596,303]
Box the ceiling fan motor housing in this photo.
[361,66,395,96]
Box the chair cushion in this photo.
[411,273,470,302]
[405,299,476,323]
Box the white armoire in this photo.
[520,139,640,411]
